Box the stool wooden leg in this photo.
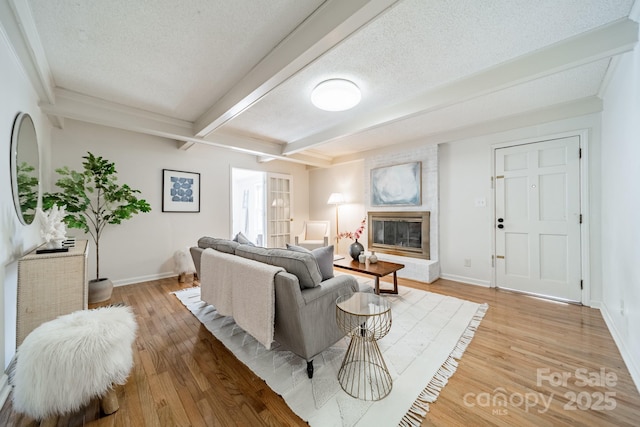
[40,416,57,427]
[100,388,119,415]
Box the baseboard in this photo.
[599,301,640,395]
[0,374,11,412]
[439,273,491,288]
[112,272,177,287]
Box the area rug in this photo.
[173,280,487,426]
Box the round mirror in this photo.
[10,112,40,225]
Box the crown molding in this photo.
[1,0,62,127]
[283,18,638,156]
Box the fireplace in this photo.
[368,211,430,260]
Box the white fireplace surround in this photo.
[364,145,440,283]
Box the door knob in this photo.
[497,218,504,222]
[497,224,504,229]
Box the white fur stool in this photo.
[12,305,137,425]
[174,248,197,283]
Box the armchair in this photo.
[294,220,330,250]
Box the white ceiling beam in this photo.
[46,88,196,137]
[177,140,196,151]
[39,89,332,167]
[331,96,604,165]
[1,0,62,127]
[282,152,332,168]
[193,0,399,138]
[284,18,638,155]
[256,156,276,163]
[41,90,281,156]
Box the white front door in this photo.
[495,136,582,302]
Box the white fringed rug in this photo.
[173,281,487,426]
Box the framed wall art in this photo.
[371,161,421,206]
[162,169,200,212]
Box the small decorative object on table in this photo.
[369,251,378,263]
[340,217,367,261]
[358,251,366,263]
[36,205,67,252]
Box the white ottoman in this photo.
[12,305,137,424]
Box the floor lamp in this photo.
[327,193,345,249]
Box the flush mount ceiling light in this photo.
[311,79,361,111]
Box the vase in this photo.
[88,278,114,304]
[349,239,365,261]
[369,251,378,264]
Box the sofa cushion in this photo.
[235,245,322,289]
[197,237,239,254]
[287,244,334,281]
[233,232,255,246]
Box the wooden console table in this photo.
[333,257,404,295]
[16,240,89,347]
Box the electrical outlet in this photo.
[464,259,471,267]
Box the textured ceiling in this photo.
[224,0,632,143]
[28,0,325,121]
[312,59,612,157]
[16,0,639,164]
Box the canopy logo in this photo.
[463,367,618,415]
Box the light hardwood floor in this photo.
[1,276,639,426]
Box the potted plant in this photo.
[43,152,151,303]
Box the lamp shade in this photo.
[311,79,361,111]
[327,193,345,205]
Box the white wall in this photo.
[50,120,309,285]
[439,114,602,299]
[439,140,493,286]
[600,36,640,391]
[309,161,365,255]
[0,26,51,392]
[311,117,602,291]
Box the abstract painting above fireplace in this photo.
[370,162,421,206]
[368,211,430,260]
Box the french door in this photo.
[266,173,293,248]
[495,136,582,302]
[231,170,292,248]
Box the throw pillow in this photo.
[287,244,334,281]
[233,232,255,246]
[198,237,239,254]
[311,245,334,281]
[236,245,322,289]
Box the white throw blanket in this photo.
[200,249,283,349]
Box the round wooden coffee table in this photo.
[336,292,392,400]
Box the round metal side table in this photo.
[336,292,392,401]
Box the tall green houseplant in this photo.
[44,152,151,285]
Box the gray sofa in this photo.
[190,237,360,378]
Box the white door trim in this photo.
[490,129,591,305]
